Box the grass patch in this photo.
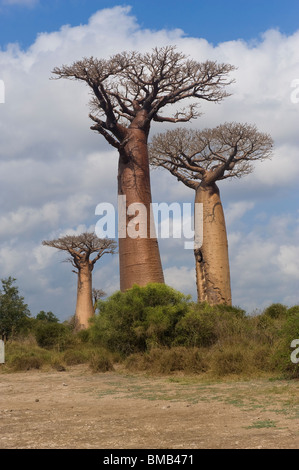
[245,419,277,429]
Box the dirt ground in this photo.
[0,364,299,449]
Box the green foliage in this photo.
[263,303,288,319]
[174,302,248,348]
[4,289,299,381]
[89,350,114,372]
[90,283,191,355]
[125,347,208,374]
[10,354,43,371]
[0,277,31,338]
[287,305,299,316]
[36,311,59,323]
[63,348,90,365]
[4,337,54,372]
[34,322,73,350]
[76,328,90,343]
[210,345,246,376]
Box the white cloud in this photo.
[277,245,299,278]
[164,266,196,297]
[225,201,255,226]
[0,7,299,317]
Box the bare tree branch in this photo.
[42,233,117,268]
[52,46,236,145]
[149,122,273,185]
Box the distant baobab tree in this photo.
[52,46,235,291]
[42,233,117,329]
[92,288,106,312]
[150,122,273,305]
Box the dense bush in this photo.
[34,322,74,350]
[36,311,59,323]
[263,303,288,319]
[89,283,191,355]
[287,305,299,317]
[174,303,248,348]
[3,293,299,380]
[125,347,209,374]
[89,350,114,372]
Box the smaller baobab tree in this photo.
[42,233,117,330]
[150,122,273,305]
[92,288,106,312]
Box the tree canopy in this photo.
[0,277,31,338]
[42,233,117,273]
[52,46,236,147]
[149,122,273,188]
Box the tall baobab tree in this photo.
[52,46,235,291]
[42,233,117,329]
[150,122,273,305]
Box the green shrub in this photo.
[89,350,114,373]
[210,345,246,376]
[36,311,59,323]
[63,348,89,365]
[4,338,52,371]
[10,354,43,371]
[251,345,273,372]
[125,347,208,374]
[76,328,90,343]
[214,303,246,318]
[174,303,249,348]
[174,304,218,347]
[35,322,73,350]
[263,303,288,319]
[89,283,191,355]
[287,305,299,317]
[51,360,66,371]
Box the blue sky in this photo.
[0,1,299,319]
[1,0,299,48]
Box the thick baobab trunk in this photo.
[118,126,164,291]
[75,262,94,329]
[194,182,232,305]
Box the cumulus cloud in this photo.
[164,266,196,296]
[225,201,255,226]
[0,6,299,318]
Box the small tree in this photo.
[52,46,235,291]
[36,311,59,323]
[0,277,31,339]
[42,233,117,329]
[92,288,106,312]
[150,122,273,305]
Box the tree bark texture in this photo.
[75,262,94,330]
[118,126,164,291]
[194,182,232,305]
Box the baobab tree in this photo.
[52,46,235,291]
[92,288,106,312]
[42,233,117,329]
[150,122,273,305]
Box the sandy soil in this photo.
[0,364,299,450]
